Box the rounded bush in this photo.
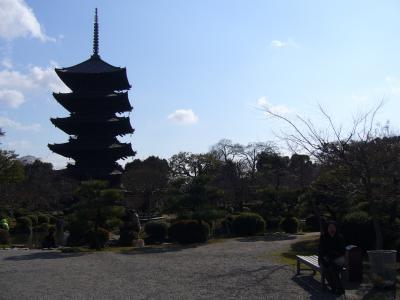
[266,217,282,231]
[33,223,51,232]
[85,228,110,249]
[13,208,29,218]
[37,214,50,224]
[395,238,400,262]
[145,221,169,243]
[16,216,32,233]
[106,217,123,230]
[49,216,58,225]
[341,211,375,251]
[27,214,38,226]
[232,213,266,236]
[66,220,92,246]
[0,229,10,244]
[169,220,210,244]
[304,215,320,232]
[119,229,138,246]
[280,217,300,233]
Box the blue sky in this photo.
[1,0,400,168]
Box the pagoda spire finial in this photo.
[93,8,99,57]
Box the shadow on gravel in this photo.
[120,243,200,255]
[4,251,86,261]
[236,233,296,243]
[292,275,337,299]
[292,274,398,299]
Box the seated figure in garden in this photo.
[318,221,346,296]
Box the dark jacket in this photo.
[318,233,346,265]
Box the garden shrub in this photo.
[280,216,300,233]
[145,221,169,243]
[27,214,38,226]
[49,215,58,225]
[37,214,50,224]
[169,220,210,244]
[33,223,51,232]
[118,209,140,246]
[15,216,32,233]
[85,227,110,249]
[266,217,282,231]
[395,238,400,262]
[119,229,138,246]
[220,215,234,236]
[13,208,29,218]
[231,213,265,236]
[0,229,10,244]
[341,211,375,251]
[105,217,123,231]
[304,215,320,232]
[66,219,92,246]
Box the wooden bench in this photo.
[296,255,345,289]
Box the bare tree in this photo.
[210,139,243,162]
[265,102,397,249]
[239,142,277,180]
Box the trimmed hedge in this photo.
[106,218,123,230]
[145,221,169,243]
[66,220,92,246]
[169,220,210,244]
[232,213,266,236]
[85,228,110,249]
[119,229,138,246]
[280,216,300,233]
[37,214,50,224]
[15,216,32,233]
[0,229,9,244]
[33,223,51,232]
[304,215,320,232]
[266,217,282,231]
[27,214,38,226]
[341,211,375,250]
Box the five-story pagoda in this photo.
[48,9,135,185]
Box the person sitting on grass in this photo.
[318,221,346,296]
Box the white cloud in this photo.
[270,38,297,49]
[167,109,199,125]
[29,64,69,92]
[384,76,400,97]
[271,40,287,48]
[6,139,30,149]
[0,0,52,41]
[256,96,292,115]
[0,62,69,108]
[0,89,25,108]
[0,116,41,131]
[1,58,12,69]
[42,153,69,170]
[351,94,369,104]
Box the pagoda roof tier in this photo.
[48,141,135,160]
[50,116,134,136]
[55,56,131,92]
[67,163,123,180]
[53,92,132,113]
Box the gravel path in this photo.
[0,234,349,299]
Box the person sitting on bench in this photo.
[318,221,346,296]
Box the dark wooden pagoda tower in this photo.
[48,9,135,185]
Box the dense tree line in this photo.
[1,122,399,250]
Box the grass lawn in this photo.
[271,234,319,266]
